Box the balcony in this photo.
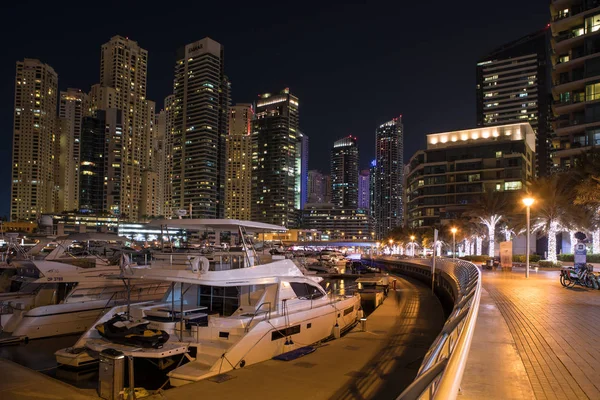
[552,117,600,136]
[554,22,600,51]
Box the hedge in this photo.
[460,254,540,263]
[538,260,563,268]
[558,253,600,263]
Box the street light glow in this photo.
[451,227,457,234]
[410,235,415,241]
[522,197,534,207]
[389,239,394,245]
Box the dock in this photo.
[0,274,445,400]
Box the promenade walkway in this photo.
[463,268,600,400]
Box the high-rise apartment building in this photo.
[162,95,175,217]
[405,123,536,229]
[307,170,329,203]
[172,37,230,219]
[252,88,300,227]
[373,116,404,239]
[225,104,253,220]
[476,29,551,177]
[550,2,600,171]
[358,169,370,210]
[11,59,58,221]
[58,88,89,211]
[296,131,309,210]
[99,35,151,220]
[79,109,124,215]
[331,136,359,209]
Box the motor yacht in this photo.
[56,219,361,386]
[0,233,170,341]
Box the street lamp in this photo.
[522,197,535,278]
[451,227,457,259]
[410,235,415,257]
[388,239,394,255]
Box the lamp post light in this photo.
[522,197,535,278]
[451,227,457,259]
[389,239,394,255]
[410,235,415,257]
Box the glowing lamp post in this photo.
[389,239,394,255]
[522,197,535,278]
[410,235,415,257]
[451,227,458,260]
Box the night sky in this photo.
[0,1,550,218]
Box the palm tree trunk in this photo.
[569,231,577,254]
[488,227,496,257]
[476,237,482,256]
[548,222,558,262]
[594,229,600,254]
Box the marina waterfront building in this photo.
[11,59,58,221]
[373,116,404,239]
[252,88,301,227]
[405,123,536,229]
[58,89,89,212]
[358,169,370,211]
[225,104,254,220]
[307,170,331,204]
[98,36,154,220]
[550,2,600,171]
[296,130,309,210]
[301,203,372,241]
[331,136,359,209]
[172,37,230,219]
[79,109,125,215]
[476,29,551,177]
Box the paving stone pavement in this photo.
[479,268,600,400]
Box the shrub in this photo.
[460,255,490,262]
[513,254,541,263]
[558,253,600,262]
[538,260,562,268]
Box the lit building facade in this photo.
[550,2,600,171]
[373,117,404,239]
[226,104,253,220]
[405,123,536,229]
[11,59,58,221]
[302,203,372,241]
[172,38,230,219]
[296,130,309,210]
[58,89,89,211]
[476,28,551,177]
[307,170,330,203]
[331,136,359,209]
[99,35,153,220]
[79,109,124,215]
[252,89,300,227]
[358,169,370,210]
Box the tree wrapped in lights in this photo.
[466,193,505,257]
[531,174,584,263]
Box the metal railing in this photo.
[373,257,481,400]
[397,258,481,400]
[244,302,272,333]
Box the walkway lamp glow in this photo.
[451,227,458,259]
[522,197,535,278]
[410,235,415,257]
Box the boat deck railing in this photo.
[373,256,481,400]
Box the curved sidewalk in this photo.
[462,268,600,400]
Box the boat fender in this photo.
[239,359,246,368]
[357,309,364,319]
[333,323,341,339]
[188,256,210,273]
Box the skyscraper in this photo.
[331,136,359,209]
[58,88,89,211]
[172,37,230,219]
[307,170,328,204]
[374,116,404,239]
[11,59,58,221]
[79,109,124,215]
[99,36,152,220]
[296,130,309,210]
[162,95,175,217]
[252,88,300,227]
[550,3,600,171]
[476,29,551,177]
[225,104,253,220]
[358,169,370,210]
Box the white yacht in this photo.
[56,219,361,386]
[0,233,170,340]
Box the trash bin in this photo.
[98,349,125,400]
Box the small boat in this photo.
[96,314,169,349]
[356,274,390,310]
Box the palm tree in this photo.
[466,192,507,257]
[530,174,585,262]
[573,149,600,253]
